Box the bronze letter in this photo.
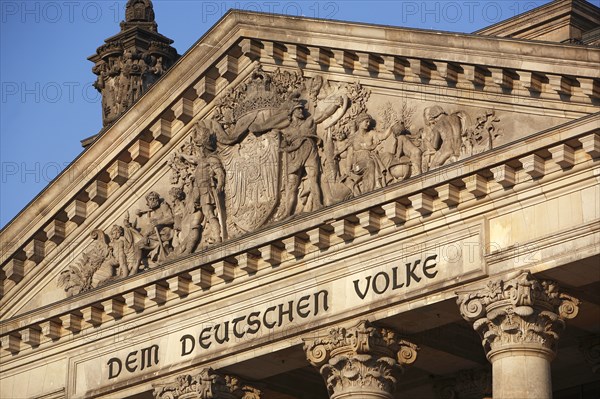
[199,326,212,349]
[372,271,390,294]
[180,334,195,356]
[297,295,311,318]
[422,254,438,279]
[125,350,138,373]
[107,358,122,379]
[314,289,329,315]
[247,311,261,334]
[214,321,230,344]
[278,301,294,327]
[405,260,422,287]
[353,277,371,299]
[140,345,159,371]
[392,266,404,289]
[263,306,277,329]
[232,316,246,339]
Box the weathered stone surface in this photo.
[304,320,418,399]
[1,3,600,399]
[89,0,179,126]
[457,271,581,399]
[154,368,261,399]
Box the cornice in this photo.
[475,0,600,39]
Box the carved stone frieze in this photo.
[153,368,261,399]
[59,191,178,295]
[59,66,504,297]
[304,320,418,399]
[456,271,580,358]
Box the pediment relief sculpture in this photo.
[58,66,503,297]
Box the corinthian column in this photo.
[303,320,418,399]
[153,367,261,399]
[457,271,580,399]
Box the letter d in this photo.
[180,334,195,356]
[107,358,122,379]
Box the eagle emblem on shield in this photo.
[211,67,305,237]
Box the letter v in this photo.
[353,277,371,300]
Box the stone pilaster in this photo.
[153,368,261,399]
[457,271,580,399]
[303,320,418,399]
[579,334,600,373]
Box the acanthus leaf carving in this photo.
[456,271,581,356]
[57,229,110,296]
[153,368,261,399]
[304,320,418,398]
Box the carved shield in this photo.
[221,130,281,235]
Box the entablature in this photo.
[1,109,598,360]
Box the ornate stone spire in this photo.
[89,0,179,126]
[303,320,419,399]
[124,0,156,25]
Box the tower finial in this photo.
[125,0,155,23]
[88,0,178,127]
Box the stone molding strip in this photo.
[1,12,599,299]
[239,38,600,102]
[1,112,598,356]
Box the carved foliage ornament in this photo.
[456,271,580,356]
[59,66,503,297]
[433,368,492,399]
[304,320,418,397]
[153,368,261,399]
[91,0,178,125]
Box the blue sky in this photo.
[0,0,567,228]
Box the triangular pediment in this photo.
[1,10,599,320]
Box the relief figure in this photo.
[178,124,226,246]
[422,105,467,170]
[94,223,141,282]
[131,191,174,270]
[167,186,202,257]
[280,104,322,216]
[336,113,396,195]
[279,102,334,217]
[60,68,507,298]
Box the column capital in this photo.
[456,271,580,359]
[304,320,418,399]
[153,368,261,399]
